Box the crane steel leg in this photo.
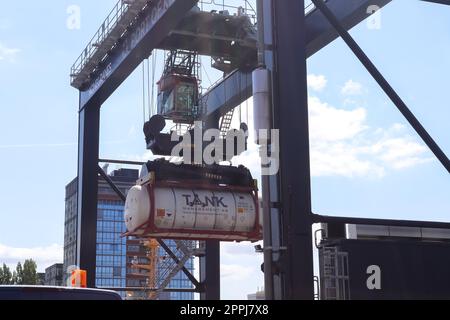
[259,0,315,300]
[77,101,101,288]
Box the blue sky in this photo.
[0,0,449,299]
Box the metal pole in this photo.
[199,241,221,300]
[311,0,450,175]
[257,0,275,300]
[77,100,101,288]
[199,114,222,300]
[99,159,146,166]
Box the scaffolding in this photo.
[128,239,201,300]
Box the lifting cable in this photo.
[151,51,157,117]
[142,51,157,124]
[142,60,147,125]
[147,56,153,120]
[246,93,249,125]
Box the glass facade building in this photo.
[95,200,127,289]
[44,263,64,287]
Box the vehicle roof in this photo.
[0,286,122,300]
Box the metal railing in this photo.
[71,1,129,78]
[199,0,257,22]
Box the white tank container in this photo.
[124,184,261,242]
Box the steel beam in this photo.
[199,241,221,300]
[77,101,101,288]
[420,0,450,5]
[79,0,198,110]
[202,0,393,121]
[99,159,145,166]
[198,113,222,300]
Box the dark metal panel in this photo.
[199,241,221,300]
[199,113,222,300]
[326,239,450,300]
[77,101,101,288]
[79,0,198,110]
[271,0,315,300]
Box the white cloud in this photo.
[309,95,433,178]
[221,241,262,260]
[366,136,434,170]
[311,143,386,178]
[223,94,432,180]
[342,79,364,96]
[308,74,327,92]
[221,264,254,282]
[0,243,63,272]
[0,42,20,62]
[309,96,368,142]
[220,242,264,300]
[220,262,263,300]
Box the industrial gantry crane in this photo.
[72,0,450,300]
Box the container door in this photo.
[154,188,176,229]
[173,188,197,230]
[191,190,216,230]
[213,191,237,232]
[234,193,257,232]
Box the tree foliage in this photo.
[22,259,39,285]
[12,262,23,285]
[0,260,39,285]
[0,264,13,285]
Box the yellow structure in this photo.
[129,238,160,300]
